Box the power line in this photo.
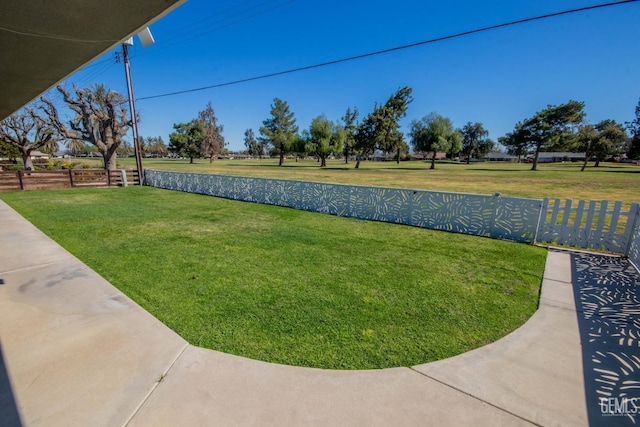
[138,0,639,102]
[162,0,280,38]
[136,0,295,59]
[0,25,117,43]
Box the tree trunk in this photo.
[279,152,284,166]
[396,147,400,164]
[466,152,471,164]
[103,150,118,170]
[430,151,436,169]
[209,156,214,163]
[580,158,588,172]
[22,152,34,170]
[531,146,540,171]
[189,156,194,164]
[355,154,361,169]
[594,158,601,167]
[321,156,326,167]
[344,149,349,164]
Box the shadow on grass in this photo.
[0,338,23,427]
[570,253,640,427]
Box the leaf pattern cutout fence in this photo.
[145,170,640,264]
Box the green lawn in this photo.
[117,157,640,206]
[1,186,547,369]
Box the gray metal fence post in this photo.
[624,203,640,258]
[120,169,128,187]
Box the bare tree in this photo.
[42,84,130,170]
[198,102,225,163]
[0,104,58,170]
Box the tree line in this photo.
[243,87,497,169]
[2,82,639,171]
[247,90,640,171]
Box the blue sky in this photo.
[56,0,640,151]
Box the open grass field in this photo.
[115,157,640,205]
[1,186,547,369]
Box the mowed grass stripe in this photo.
[1,186,547,369]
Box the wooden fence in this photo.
[0,169,140,192]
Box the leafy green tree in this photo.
[0,103,58,169]
[378,87,413,163]
[41,84,130,170]
[461,122,490,163]
[409,113,454,169]
[198,101,225,163]
[150,136,168,157]
[169,121,204,164]
[519,100,585,170]
[355,87,413,165]
[353,108,378,159]
[259,98,298,166]
[341,107,358,164]
[577,120,628,170]
[627,98,640,160]
[448,130,463,160]
[499,122,528,162]
[291,130,311,162]
[138,136,149,156]
[244,128,263,157]
[141,136,167,157]
[308,115,334,167]
[0,140,20,163]
[332,124,347,162]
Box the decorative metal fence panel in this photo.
[492,196,544,242]
[302,181,350,216]
[144,170,639,261]
[349,186,413,224]
[536,199,640,254]
[411,191,494,236]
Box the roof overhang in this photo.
[0,0,186,120]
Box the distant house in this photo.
[484,152,519,162]
[29,151,49,159]
[528,152,586,163]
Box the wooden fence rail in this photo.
[0,169,140,192]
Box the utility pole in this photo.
[122,41,144,184]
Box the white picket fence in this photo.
[144,170,640,270]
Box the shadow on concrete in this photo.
[0,339,23,426]
[570,253,640,427]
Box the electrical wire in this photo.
[135,0,295,59]
[137,0,639,102]
[0,25,118,43]
[162,0,272,37]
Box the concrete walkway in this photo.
[0,198,591,426]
